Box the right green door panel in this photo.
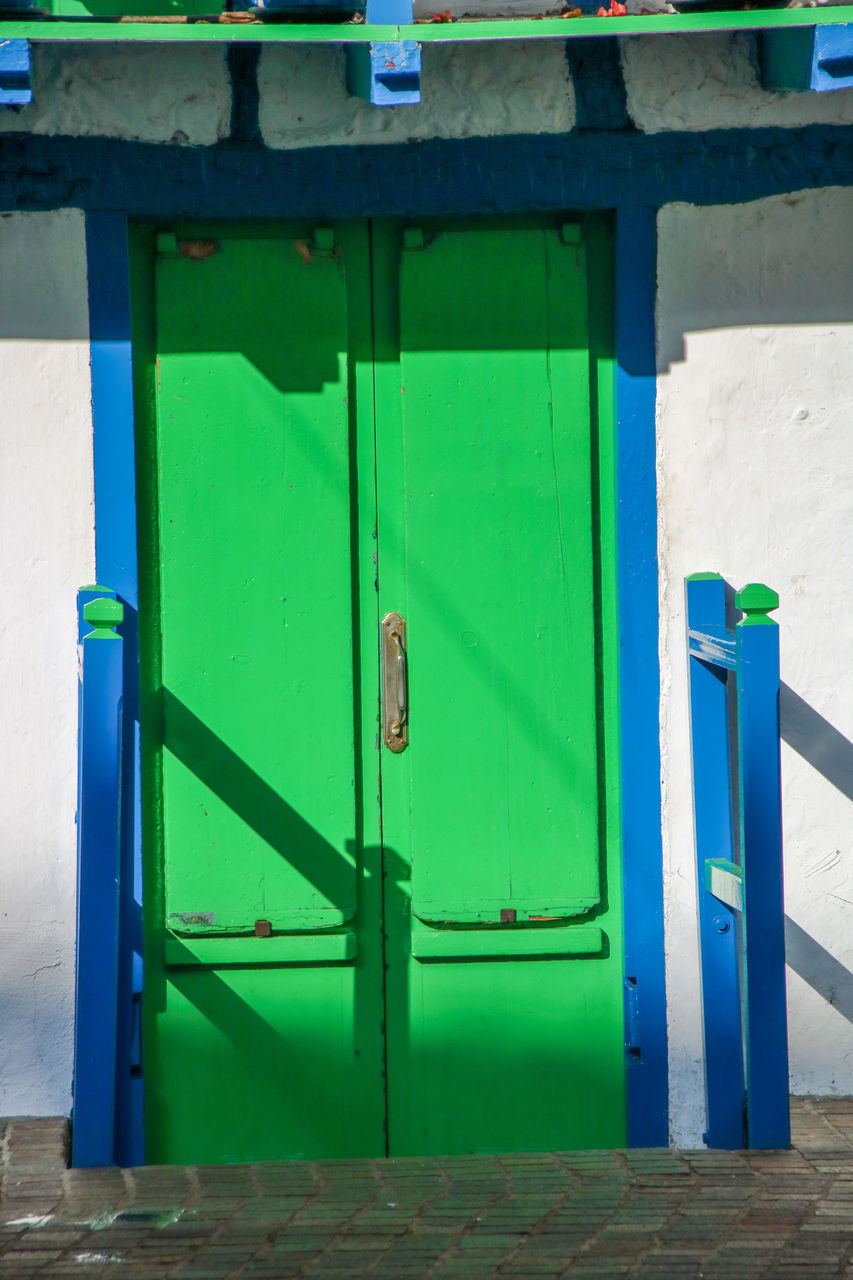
[376,225,626,1153]
[394,228,599,924]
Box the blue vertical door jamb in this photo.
[615,206,669,1146]
[685,574,745,1149]
[736,588,790,1149]
[73,595,124,1169]
[84,212,145,1167]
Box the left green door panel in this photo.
[143,229,386,1163]
[157,237,356,934]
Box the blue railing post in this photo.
[686,574,789,1149]
[735,583,790,1150]
[686,573,746,1149]
[73,591,125,1168]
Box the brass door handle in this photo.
[382,612,409,753]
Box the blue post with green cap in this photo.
[686,572,746,1148]
[687,575,789,1149]
[736,582,790,1150]
[73,590,125,1168]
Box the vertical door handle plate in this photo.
[382,612,409,753]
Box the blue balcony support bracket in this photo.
[73,591,125,1169]
[0,39,32,107]
[761,23,853,92]
[347,0,420,105]
[347,40,421,105]
[735,582,790,1151]
[686,573,746,1150]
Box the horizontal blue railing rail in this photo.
[686,573,789,1151]
[73,587,125,1168]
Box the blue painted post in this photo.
[685,574,745,1149]
[86,212,145,1167]
[736,583,790,1149]
[616,206,668,1147]
[73,593,125,1169]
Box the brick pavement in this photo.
[2,1099,853,1279]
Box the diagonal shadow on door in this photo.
[161,688,355,911]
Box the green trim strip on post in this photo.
[3,7,853,40]
[704,858,743,914]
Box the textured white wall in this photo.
[0,211,95,1116]
[657,188,853,1144]
[3,35,853,150]
[623,32,853,132]
[258,40,574,147]
[0,45,231,145]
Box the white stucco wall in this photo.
[623,32,853,132]
[0,210,95,1116]
[657,187,853,1145]
[4,33,853,150]
[0,41,575,149]
[0,45,231,145]
[258,40,574,146]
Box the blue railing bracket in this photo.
[686,571,790,1151]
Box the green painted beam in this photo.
[2,6,853,41]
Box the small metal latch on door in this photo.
[382,612,409,753]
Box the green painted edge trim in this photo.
[704,858,743,913]
[412,924,603,960]
[686,572,723,582]
[4,8,853,40]
[164,930,358,966]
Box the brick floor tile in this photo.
[2,1101,853,1276]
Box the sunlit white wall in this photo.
[0,210,95,1115]
[657,188,853,1144]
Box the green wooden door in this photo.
[140,221,625,1164]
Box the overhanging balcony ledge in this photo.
[1,4,853,41]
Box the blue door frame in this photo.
[79,203,667,1165]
